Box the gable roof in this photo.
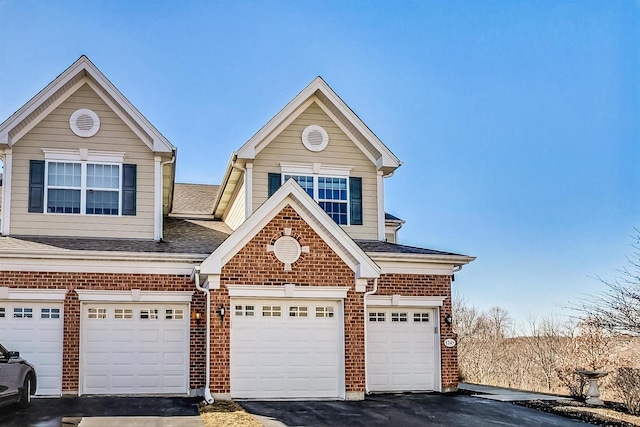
[235,77,401,172]
[171,183,218,218]
[0,56,174,153]
[200,179,381,279]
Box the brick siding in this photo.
[0,272,206,392]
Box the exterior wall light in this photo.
[192,311,202,326]
[216,305,226,324]
[444,314,453,326]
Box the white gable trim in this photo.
[200,179,380,279]
[235,77,400,170]
[0,56,173,153]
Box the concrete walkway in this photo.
[459,382,572,402]
[77,416,204,427]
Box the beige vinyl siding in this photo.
[252,102,378,240]
[10,84,156,239]
[223,181,245,230]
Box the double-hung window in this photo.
[284,174,348,225]
[46,161,121,215]
[32,149,131,216]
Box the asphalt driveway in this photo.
[240,393,591,427]
[0,396,201,427]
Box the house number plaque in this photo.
[444,338,456,348]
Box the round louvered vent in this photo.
[273,236,302,264]
[302,125,329,152]
[70,108,100,137]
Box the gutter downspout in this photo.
[363,278,378,395]
[194,267,214,404]
[159,152,176,241]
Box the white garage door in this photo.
[0,301,64,396]
[231,299,343,399]
[367,307,437,392]
[81,303,189,395]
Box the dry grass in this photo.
[198,401,263,427]
[518,399,640,427]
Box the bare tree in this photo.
[580,232,640,336]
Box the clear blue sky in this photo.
[1,0,639,329]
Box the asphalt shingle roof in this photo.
[355,239,465,256]
[384,212,403,222]
[171,183,218,215]
[0,218,231,254]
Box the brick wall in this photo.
[211,205,457,394]
[213,205,365,393]
[0,272,206,392]
[375,273,458,390]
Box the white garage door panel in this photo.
[367,308,436,392]
[231,299,342,399]
[81,303,189,395]
[0,302,64,396]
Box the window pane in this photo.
[318,177,347,201]
[87,164,120,189]
[320,201,348,225]
[86,190,119,215]
[48,189,81,213]
[284,175,314,197]
[48,162,81,187]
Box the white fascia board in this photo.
[0,251,206,275]
[374,260,455,276]
[212,154,238,217]
[76,289,194,302]
[227,284,350,299]
[0,56,174,153]
[235,77,400,170]
[200,179,380,279]
[368,253,476,266]
[0,287,68,301]
[313,78,401,169]
[366,295,447,307]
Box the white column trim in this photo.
[154,156,162,241]
[75,289,194,302]
[244,162,253,218]
[226,284,350,299]
[377,171,384,241]
[0,287,68,301]
[2,149,12,235]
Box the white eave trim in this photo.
[227,284,350,300]
[0,287,68,301]
[366,295,447,307]
[235,77,401,169]
[76,289,194,302]
[0,56,174,153]
[368,252,476,265]
[200,179,381,279]
[0,249,209,262]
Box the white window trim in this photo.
[226,284,349,300]
[365,295,447,307]
[42,149,126,217]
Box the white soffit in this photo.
[200,179,380,279]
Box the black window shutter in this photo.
[28,160,45,213]
[268,173,282,197]
[122,164,137,216]
[349,177,363,225]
